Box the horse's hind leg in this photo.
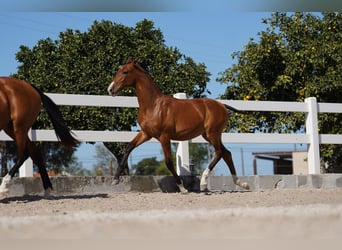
[200,134,249,191]
[0,126,12,200]
[199,134,223,191]
[27,141,53,197]
[200,155,222,191]
[0,127,30,200]
[221,144,249,190]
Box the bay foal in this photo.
[107,59,249,192]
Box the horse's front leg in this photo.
[113,131,151,185]
[160,136,188,193]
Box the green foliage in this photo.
[92,143,117,176]
[64,161,92,176]
[132,157,170,176]
[0,142,16,176]
[218,12,342,172]
[189,143,212,173]
[131,143,210,176]
[12,19,210,172]
[40,142,78,172]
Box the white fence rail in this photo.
[0,93,341,177]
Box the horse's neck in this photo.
[136,77,163,108]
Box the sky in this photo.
[0,11,308,175]
[0,12,270,97]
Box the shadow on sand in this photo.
[1,193,109,204]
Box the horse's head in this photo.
[107,58,138,97]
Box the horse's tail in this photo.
[31,84,79,149]
[224,104,240,112]
[224,104,250,115]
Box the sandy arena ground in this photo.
[1,188,342,244]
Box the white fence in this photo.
[0,93,341,177]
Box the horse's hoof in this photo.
[0,191,9,201]
[112,178,120,185]
[177,183,188,194]
[241,182,250,190]
[200,188,209,193]
[236,179,250,190]
[237,181,250,190]
[180,189,189,195]
[44,189,51,198]
[200,184,209,192]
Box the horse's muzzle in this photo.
[107,81,116,96]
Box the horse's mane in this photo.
[131,61,154,81]
[126,58,162,93]
[135,63,148,74]
[125,57,148,75]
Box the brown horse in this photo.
[107,59,249,192]
[0,77,78,200]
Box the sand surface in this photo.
[1,189,342,243]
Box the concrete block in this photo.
[1,174,342,198]
[336,176,342,188]
[9,177,43,196]
[321,174,342,189]
[275,175,298,189]
[308,175,323,188]
[207,176,255,191]
[297,175,308,188]
[255,175,283,190]
[208,176,235,191]
[51,176,131,195]
[155,176,200,193]
[130,175,159,192]
[155,176,178,192]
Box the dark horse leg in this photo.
[113,131,151,184]
[200,134,249,191]
[0,125,52,200]
[27,141,53,194]
[0,126,30,199]
[159,135,187,193]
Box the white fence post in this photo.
[305,97,321,174]
[19,158,33,177]
[19,128,34,177]
[173,93,191,176]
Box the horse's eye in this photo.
[123,71,128,75]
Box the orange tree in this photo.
[13,19,210,172]
[218,12,342,172]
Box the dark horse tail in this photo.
[224,104,249,114]
[30,84,79,149]
[224,104,240,112]
[223,104,248,115]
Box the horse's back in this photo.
[199,97,229,126]
[0,77,41,127]
[170,97,228,121]
[201,98,227,113]
[163,97,228,140]
[188,97,228,118]
[0,77,41,107]
[0,78,12,128]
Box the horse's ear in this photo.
[126,57,133,64]
[133,58,140,64]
